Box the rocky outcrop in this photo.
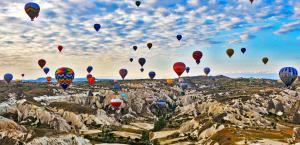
[26,134,91,145]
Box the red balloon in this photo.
[87,74,92,79]
[119,69,128,80]
[193,51,203,64]
[111,98,122,108]
[88,77,95,85]
[38,59,46,69]
[58,45,63,52]
[173,62,186,77]
[46,76,52,83]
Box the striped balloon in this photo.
[279,67,298,87]
[55,67,75,90]
[25,2,40,21]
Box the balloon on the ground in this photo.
[87,66,93,73]
[148,71,156,80]
[119,69,128,80]
[262,57,269,64]
[193,51,203,65]
[173,62,186,77]
[186,67,190,73]
[204,67,211,76]
[4,73,13,84]
[58,45,63,52]
[55,67,75,90]
[38,59,46,69]
[241,48,246,54]
[111,98,122,108]
[226,48,234,58]
[43,67,50,75]
[25,2,40,21]
[121,93,128,98]
[147,43,152,49]
[279,67,298,87]
[94,24,101,32]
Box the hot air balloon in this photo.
[111,98,122,108]
[24,2,40,21]
[121,93,128,99]
[156,99,167,107]
[135,1,141,7]
[186,67,190,73]
[46,76,52,83]
[226,48,234,58]
[250,0,254,4]
[193,51,203,65]
[149,71,156,80]
[204,67,211,76]
[130,58,133,62]
[43,67,50,75]
[113,83,121,91]
[55,67,75,90]
[88,77,95,86]
[58,45,63,52]
[241,48,246,54]
[140,68,144,72]
[166,79,174,85]
[173,62,186,77]
[21,74,25,78]
[38,59,46,69]
[147,43,152,49]
[4,73,13,84]
[87,66,93,73]
[262,57,269,64]
[180,82,188,90]
[138,58,146,68]
[279,67,298,87]
[119,69,128,80]
[177,35,182,41]
[133,46,137,51]
[94,24,101,32]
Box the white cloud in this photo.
[274,21,300,34]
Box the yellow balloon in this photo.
[166,78,174,85]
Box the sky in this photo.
[0,0,299,80]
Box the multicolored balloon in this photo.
[94,24,101,32]
[119,69,128,80]
[204,67,211,76]
[148,71,156,80]
[55,67,75,90]
[24,2,40,21]
[279,67,298,87]
[43,67,50,75]
[87,66,93,73]
[226,48,234,58]
[193,51,203,65]
[173,62,186,77]
[38,59,46,69]
[4,73,13,84]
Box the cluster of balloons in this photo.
[226,48,269,65]
[38,59,52,83]
[86,66,95,86]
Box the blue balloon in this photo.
[113,83,121,91]
[43,67,50,75]
[138,58,146,67]
[4,73,13,83]
[148,71,156,79]
[186,67,190,73]
[176,35,182,41]
[121,93,128,98]
[94,24,101,32]
[87,66,93,73]
[156,99,167,107]
[279,67,298,87]
[204,67,211,76]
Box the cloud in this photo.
[274,21,300,34]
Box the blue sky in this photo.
[0,0,299,79]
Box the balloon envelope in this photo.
[226,48,234,58]
[58,45,63,52]
[38,59,46,69]
[43,67,50,75]
[177,35,182,41]
[86,74,92,80]
[186,67,190,73]
[88,77,95,86]
[24,2,40,21]
[138,58,146,67]
[111,98,122,108]
[262,57,269,64]
[94,24,101,31]
[148,71,156,80]
[55,67,75,90]
[147,43,152,49]
[173,62,186,77]
[156,99,167,107]
[140,68,144,72]
[135,1,141,7]
[119,69,128,80]
[121,93,128,98]
[204,67,211,76]
[193,51,203,64]
[241,48,246,54]
[87,66,93,73]
[4,73,13,83]
[133,46,137,51]
[46,76,52,83]
[166,79,174,85]
[130,58,133,62]
[279,67,298,87]
[21,74,25,77]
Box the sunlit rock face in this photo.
[27,134,91,145]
